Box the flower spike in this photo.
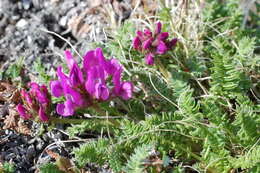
[132,21,178,65]
[51,49,134,116]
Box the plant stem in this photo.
[50,117,87,124]
[49,117,120,126]
[175,144,203,161]
[156,58,171,83]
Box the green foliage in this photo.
[123,143,154,173]
[203,0,243,36]
[0,162,15,173]
[230,147,260,170]
[3,57,24,80]
[39,163,64,173]
[105,21,136,64]
[232,95,260,146]
[33,58,52,84]
[210,37,251,97]
[74,138,110,167]
[67,119,115,137]
[30,0,259,172]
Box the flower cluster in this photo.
[16,83,51,122]
[50,48,133,117]
[132,21,178,65]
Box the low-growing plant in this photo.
[7,0,259,172]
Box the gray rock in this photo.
[16,19,28,28]
[26,145,36,159]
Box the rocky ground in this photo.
[0,0,135,172]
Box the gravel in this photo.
[0,0,132,172]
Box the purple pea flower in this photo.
[17,103,31,119]
[112,70,133,100]
[156,41,168,54]
[69,63,84,86]
[39,106,49,122]
[50,80,63,97]
[56,96,76,116]
[167,38,178,49]
[144,29,152,37]
[16,83,51,122]
[157,32,169,41]
[85,66,109,100]
[133,36,142,49]
[64,50,76,69]
[143,38,153,50]
[145,53,155,65]
[155,21,162,34]
[132,21,178,65]
[51,48,134,117]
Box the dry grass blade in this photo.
[3,105,17,129]
[3,104,31,135]
[46,149,77,173]
[16,119,31,135]
[0,81,20,103]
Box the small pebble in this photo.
[16,19,28,28]
[5,153,16,160]
[22,0,31,10]
[36,141,45,151]
[59,16,67,27]
[26,145,36,159]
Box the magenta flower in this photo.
[155,21,162,34]
[85,66,109,101]
[132,21,178,65]
[17,103,31,119]
[16,82,51,122]
[51,48,134,117]
[133,36,142,49]
[156,41,168,54]
[145,53,155,65]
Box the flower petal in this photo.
[100,86,110,100]
[133,36,141,49]
[119,82,133,100]
[65,50,76,70]
[167,38,178,49]
[145,53,155,65]
[105,58,122,75]
[35,90,49,104]
[155,21,162,34]
[29,82,40,89]
[144,29,152,37]
[65,87,85,106]
[94,82,110,100]
[142,38,153,50]
[69,63,84,86]
[57,66,69,83]
[21,89,33,105]
[157,32,169,41]
[40,85,48,94]
[136,30,143,39]
[156,41,168,54]
[85,66,105,97]
[112,69,122,95]
[56,98,75,116]
[95,48,107,66]
[50,80,64,97]
[38,106,49,122]
[83,50,98,72]
[16,103,31,119]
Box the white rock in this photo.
[16,19,28,28]
[27,36,32,45]
[59,16,67,27]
